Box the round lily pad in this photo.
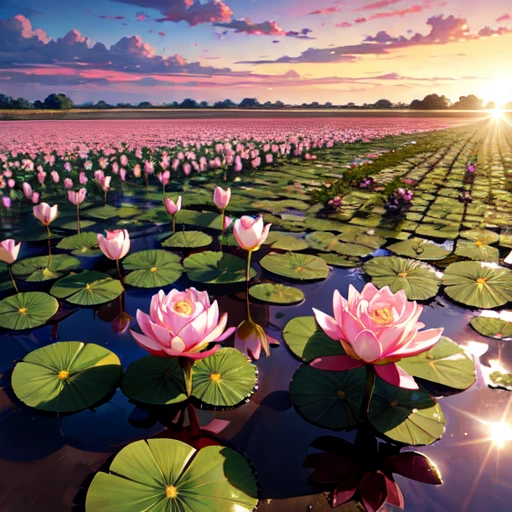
[455,240,499,262]
[58,219,97,231]
[283,316,345,362]
[305,231,339,251]
[11,341,122,413]
[56,232,101,256]
[387,238,452,261]
[368,380,446,446]
[175,209,223,230]
[319,253,361,268]
[123,250,183,288]
[264,232,308,251]
[161,231,213,249]
[51,271,124,306]
[338,230,385,249]
[12,254,81,282]
[184,251,256,284]
[0,291,58,330]
[83,205,139,220]
[460,229,499,244]
[442,261,512,308]
[249,283,304,305]
[85,439,259,512]
[332,243,374,257]
[260,252,329,281]
[290,365,365,429]
[364,256,441,300]
[121,356,187,405]
[191,348,258,407]
[397,337,476,390]
[470,316,512,340]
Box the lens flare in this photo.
[490,422,512,449]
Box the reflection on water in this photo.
[1,220,512,511]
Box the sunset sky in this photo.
[0,0,511,105]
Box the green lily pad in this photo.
[368,380,446,446]
[85,439,258,512]
[183,251,256,284]
[305,231,340,251]
[123,250,183,288]
[364,256,441,300]
[249,283,304,305]
[0,292,58,330]
[470,316,512,340]
[290,365,365,429]
[83,205,139,220]
[443,261,512,308]
[191,348,258,407]
[161,231,213,249]
[460,229,499,244]
[58,219,97,231]
[56,232,101,256]
[51,271,124,305]
[486,369,512,391]
[12,254,81,282]
[264,232,308,251]
[121,356,187,405]
[387,238,452,261]
[319,253,361,268]
[332,243,374,257]
[338,230,386,249]
[260,252,329,281]
[175,209,223,230]
[455,240,499,262]
[397,337,476,390]
[282,316,345,362]
[11,341,122,413]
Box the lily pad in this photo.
[455,240,499,262]
[11,341,122,413]
[175,209,223,230]
[123,250,183,288]
[260,252,330,281]
[85,439,258,512]
[305,231,339,251]
[56,232,101,256]
[264,232,308,251]
[397,337,476,390]
[443,261,512,308]
[470,316,512,340]
[368,380,446,446]
[0,292,58,330]
[387,238,452,261]
[83,205,139,220]
[319,253,361,268]
[460,229,499,244]
[12,254,81,282]
[290,365,365,429]
[121,356,187,405]
[51,271,124,306]
[249,283,304,305]
[338,229,386,249]
[161,231,213,249]
[283,316,345,362]
[364,257,441,300]
[184,251,256,284]
[191,348,258,407]
[58,219,97,231]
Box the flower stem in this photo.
[360,365,376,422]
[116,259,123,281]
[46,225,52,259]
[180,358,194,397]
[246,250,253,321]
[145,172,149,187]
[172,214,176,233]
[76,204,81,235]
[8,265,19,294]
[103,190,107,206]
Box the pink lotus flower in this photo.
[131,288,236,359]
[234,319,273,360]
[311,284,443,389]
[233,215,271,252]
[79,172,88,184]
[64,178,73,189]
[2,196,11,208]
[165,196,182,215]
[223,216,233,231]
[213,186,231,210]
[97,229,130,261]
[97,175,111,191]
[0,239,21,264]
[68,188,87,205]
[31,192,40,204]
[22,182,32,199]
[51,171,59,183]
[33,202,58,226]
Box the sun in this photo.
[492,105,505,120]
[483,79,512,109]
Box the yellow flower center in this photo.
[166,486,178,499]
[475,240,484,247]
[296,266,304,271]
[18,307,28,314]
[150,267,158,273]
[370,307,393,325]
[173,300,193,315]
[336,390,346,399]
[476,277,487,285]
[390,400,399,407]
[58,370,70,380]
[210,373,222,382]
[398,272,408,278]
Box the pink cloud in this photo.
[336,22,352,28]
[158,31,165,37]
[309,6,343,15]
[496,13,511,23]
[214,18,314,38]
[355,17,367,24]
[368,5,425,20]
[136,12,148,21]
[355,0,404,11]
[99,15,125,20]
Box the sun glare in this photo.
[490,422,512,449]
[492,106,504,120]
[483,79,512,109]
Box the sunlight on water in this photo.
[490,422,512,449]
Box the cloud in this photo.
[478,25,512,37]
[112,0,233,26]
[308,6,343,15]
[496,13,511,23]
[355,0,404,11]
[240,15,498,65]
[99,15,126,20]
[158,31,165,36]
[213,18,314,38]
[336,22,352,28]
[136,12,149,21]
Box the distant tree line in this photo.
[1,93,510,111]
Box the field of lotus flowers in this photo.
[1,115,512,512]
